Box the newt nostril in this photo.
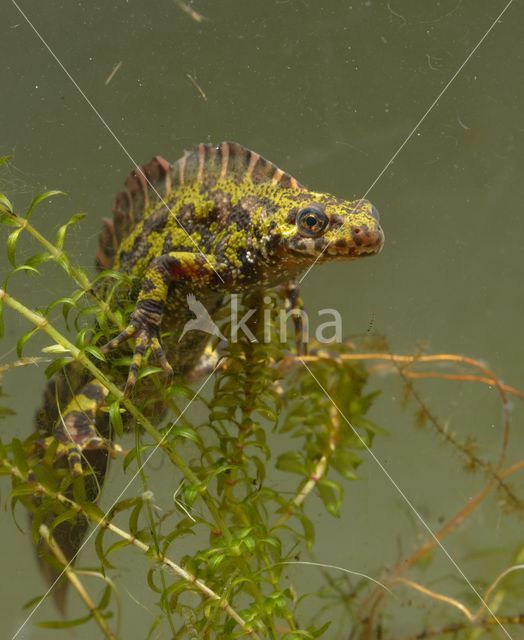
[352,226,364,245]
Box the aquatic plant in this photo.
[1,185,523,639]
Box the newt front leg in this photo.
[101,251,219,392]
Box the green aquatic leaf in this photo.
[6,227,23,267]
[317,478,344,518]
[0,192,14,215]
[36,613,94,629]
[44,357,71,378]
[109,400,124,437]
[277,450,306,475]
[26,189,66,219]
[16,327,39,357]
[54,212,86,250]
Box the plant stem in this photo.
[2,457,261,640]
[11,213,120,326]
[40,524,117,640]
[0,288,231,540]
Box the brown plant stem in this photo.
[2,458,261,639]
[353,458,524,639]
[40,524,117,639]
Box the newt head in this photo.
[281,194,384,264]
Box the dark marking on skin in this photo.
[296,192,317,205]
[183,148,201,182]
[330,214,344,228]
[315,238,326,252]
[335,238,347,248]
[137,298,164,316]
[141,278,156,294]
[59,412,93,443]
[258,197,279,217]
[278,172,295,189]
[161,235,197,255]
[267,220,277,234]
[118,249,134,272]
[251,159,275,184]
[229,205,253,231]
[286,208,299,224]
[134,340,148,356]
[238,195,260,216]
[120,231,158,271]
[265,232,283,256]
[253,225,263,242]
[81,383,106,403]
[178,203,197,223]
[165,257,197,280]
[162,235,174,254]
[202,174,218,191]
[144,156,172,195]
[238,247,259,280]
[211,189,233,216]
[143,206,170,235]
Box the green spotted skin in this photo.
[34,142,383,602]
[98,142,384,386]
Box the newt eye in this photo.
[297,206,329,237]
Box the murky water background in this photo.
[1,1,524,637]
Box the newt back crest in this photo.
[95,142,303,271]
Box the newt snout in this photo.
[349,222,384,255]
[347,198,384,256]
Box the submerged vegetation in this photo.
[1,184,524,638]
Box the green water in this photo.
[1,1,524,637]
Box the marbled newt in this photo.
[34,142,383,597]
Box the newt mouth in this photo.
[325,226,385,258]
[288,226,384,261]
